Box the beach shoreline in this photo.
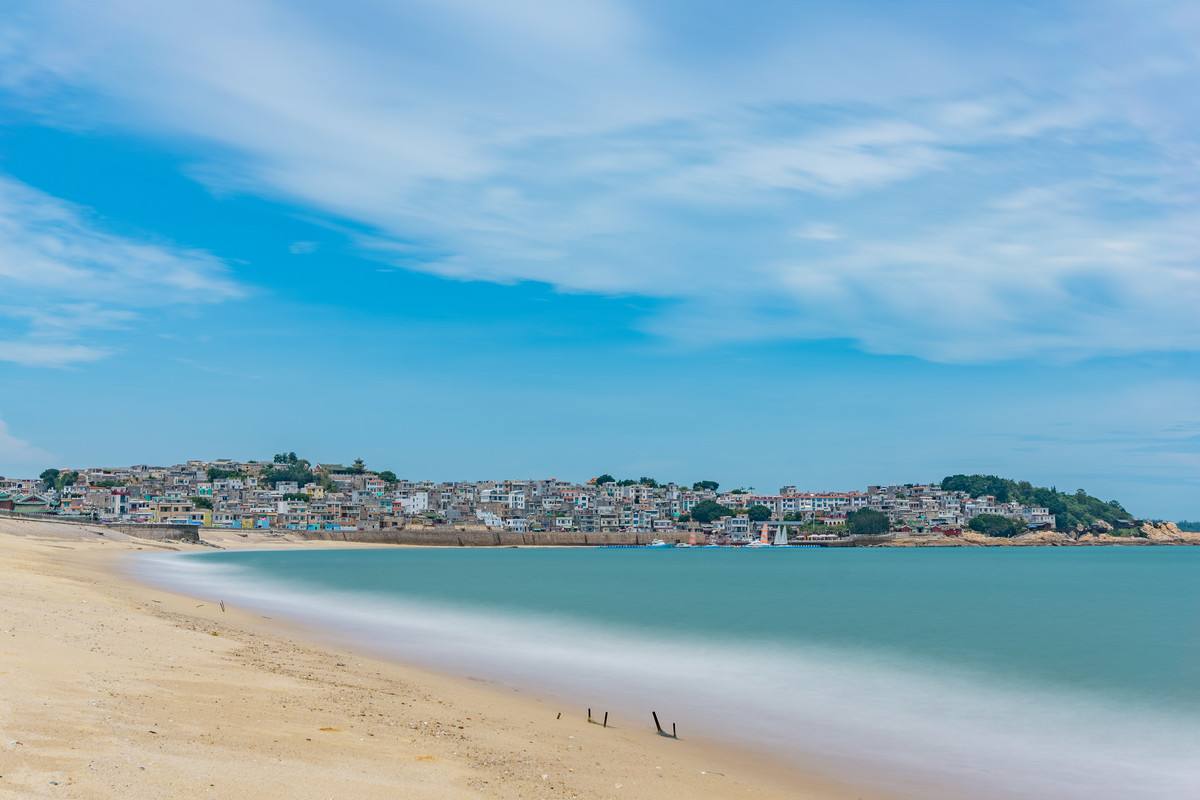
[0,518,875,800]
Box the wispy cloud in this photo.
[0,174,244,366]
[2,0,1198,362]
[749,182,1200,361]
[288,240,319,255]
[0,416,53,471]
[793,224,843,242]
[0,341,109,368]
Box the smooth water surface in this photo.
[136,546,1200,799]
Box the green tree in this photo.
[349,458,367,475]
[747,504,772,522]
[38,469,80,491]
[39,468,61,489]
[638,477,658,487]
[595,474,615,485]
[690,500,735,524]
[207,467,241,481]
[847,509,890,535]
[191,496,214,509]
[968,513,1024,538]
[692,480,719,492]
[378,470,398,484]
[261,461,315,488]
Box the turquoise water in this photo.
[138,547,1200,799]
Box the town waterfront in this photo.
[139,546,1200,800]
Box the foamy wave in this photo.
[132,552,1200,800]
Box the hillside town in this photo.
[0,455,1062,540]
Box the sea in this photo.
[134,546,1200,799]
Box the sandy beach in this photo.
[0,518,869,800]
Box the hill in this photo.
[940,474,1135,532]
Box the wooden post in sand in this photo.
[651,711,678,739]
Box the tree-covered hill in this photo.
[940,474,1134,531]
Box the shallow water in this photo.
[135,546,1200,799]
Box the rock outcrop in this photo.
[1139,521,1200,544]
[1012,530,1074,545]
[1077,532,1150,545]
[889,522,1199,547]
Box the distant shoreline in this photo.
[3,510,1198,547]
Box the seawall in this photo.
[0,511,202,543]
[106,523,202,543]
[278,528,709,546]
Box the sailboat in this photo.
[773,525,790,547]
[744,523,772,547]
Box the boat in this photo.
[743,523,773,547]
[646,538,674,548]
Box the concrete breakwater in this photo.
[9,512,1195,547]
[0,510,202,543]
[106,523,202,543]
[277,528,710,547]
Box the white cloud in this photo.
[0,417,53,474]
[793,224,843,242]
[0,341,109,368]
[288,240,319,255]
[674,121,953,196]
[2,0,1199,362]
[0,174,243,366]
[771,197,1200,362]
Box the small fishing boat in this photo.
[646,538,674,548]
[674,532,698,548]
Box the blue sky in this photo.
[1,0,1198,518]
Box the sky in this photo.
[0,0,1198,518]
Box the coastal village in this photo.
[0,456,1072,541]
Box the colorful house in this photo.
[13,493,54,514]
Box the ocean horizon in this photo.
[134,546,1200,799]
